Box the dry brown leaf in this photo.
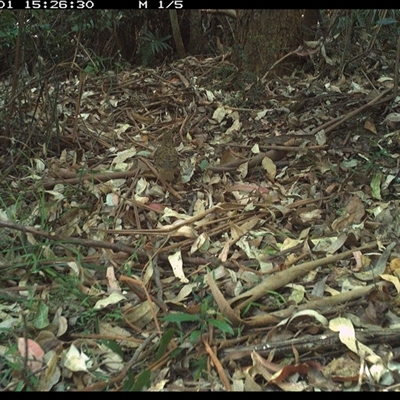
[207,272,243,326]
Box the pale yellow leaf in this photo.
[190,232,210,254]
[380,274,400,293]
[64,344,89,372]
[168,250,187,283]
[165,283,197,304]
[262,156,276,180]
[94,292,126,310]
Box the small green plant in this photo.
[242,301,263,317]
[123,369,151,391]
[163,298,234,344]
[191,355,208,381]
[84,56,106,74]
[122,329,177,391]
[103,307,124,323]
[120,241,140,276]
[138,29,172,66]
[265,290,287,308]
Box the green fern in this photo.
[139,29,172,66]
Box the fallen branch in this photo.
[244,283,375,328]
[229,241,378,312]
[310,88,393,136]
[0,219,137,255]
[221,325,400,361]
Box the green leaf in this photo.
[34,302,50,329]
[15,381,25,391]
[208,319,234,335]
[371,172,382,200]
[190,330,202,343]
[154,328,175,361]
[192,355,208,380]
[376,18,398,25]
[200,301,208,315]
[100,339,123,358]
[163,313,201,323]
[131,369,151,391]
[122,372,135,391]
[199,159,209,171]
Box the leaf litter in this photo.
[1,49,400,391]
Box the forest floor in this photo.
[1,49,400,391]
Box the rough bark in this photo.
[233,9,319,77]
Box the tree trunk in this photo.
[188,10,202,54]
[233,9,319,77]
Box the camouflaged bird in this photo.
[153,131,180,181]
